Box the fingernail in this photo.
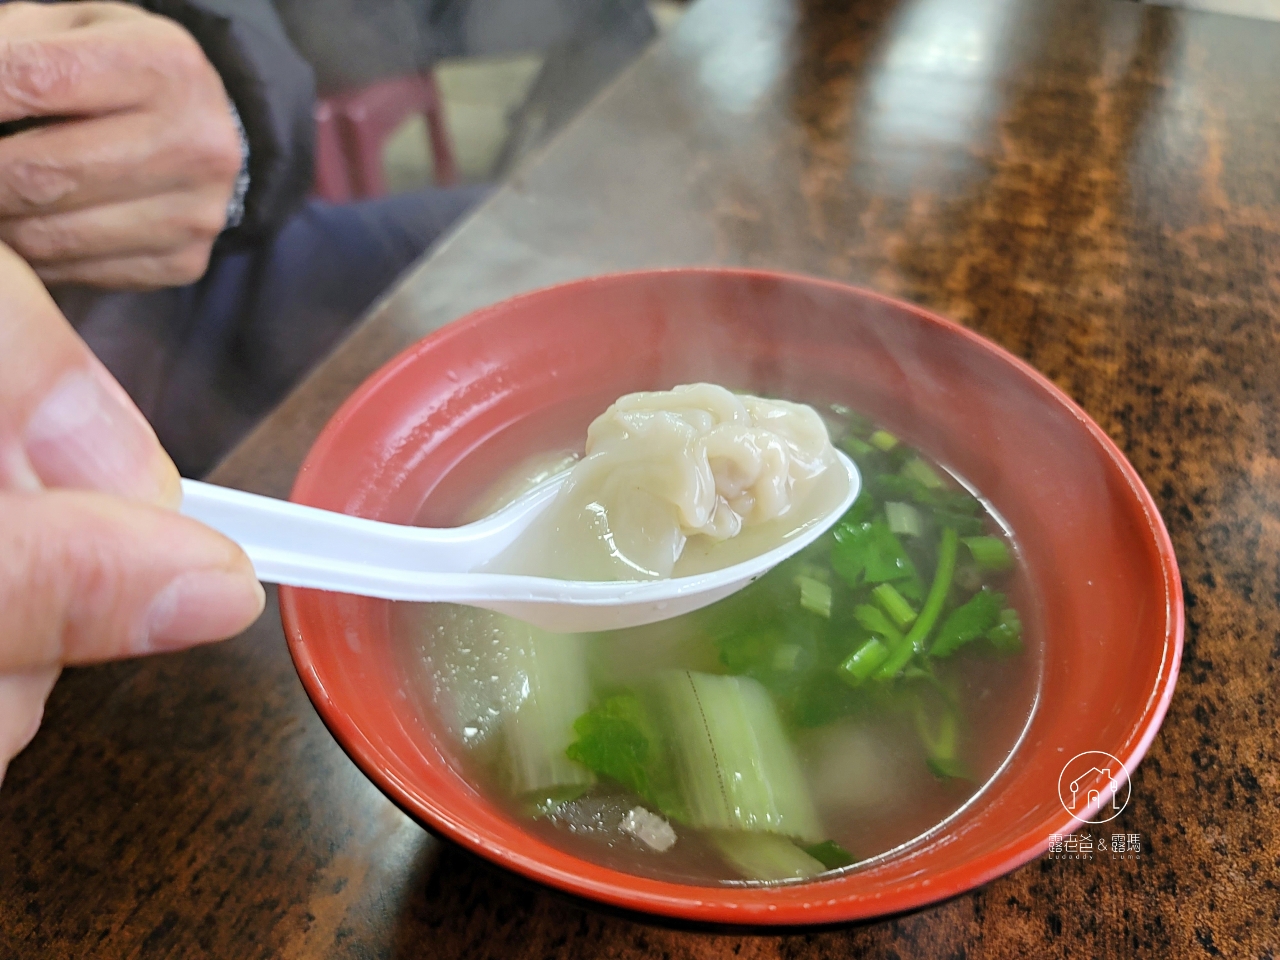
[142,570,266,653]
[24,366,179,505]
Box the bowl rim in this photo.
[279,267,1183,926]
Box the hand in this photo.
[0,2,243,290]
[0,243,265,786]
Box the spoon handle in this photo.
[178,479,541,599]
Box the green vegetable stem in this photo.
[876,527,959,678]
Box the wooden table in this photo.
[4,0,1279,955]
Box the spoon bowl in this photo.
[179,450,860,633]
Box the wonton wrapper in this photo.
[493,384,843,581]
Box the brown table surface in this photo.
[5,0,1280,955]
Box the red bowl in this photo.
[280,268,1182,926]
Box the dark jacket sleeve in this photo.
[141,0,316,244]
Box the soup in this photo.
[405,400,1040,886]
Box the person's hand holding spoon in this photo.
[0,242,264,787]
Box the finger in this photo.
[31,243,215,290]
[0,242,179,501]
[0,665,59,787]
[0,189,229,263]
[0,488,265,672]
[0,103,241,217]
[0,3,103,38]
[0,112,190,216]
[0,4,198,122]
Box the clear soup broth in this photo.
[400,399,1041,886]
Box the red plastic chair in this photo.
[313,71,458,202]
[313,97,353,201]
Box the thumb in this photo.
[0,241,179,504]
[0,488,265,671]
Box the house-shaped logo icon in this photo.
[1057,751,1131,824]
[1066,766,1123,812]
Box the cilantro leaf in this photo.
[895,572,927,602]
[716,626,789,676]
[803,840,859,869]
[926,756,973,781]
[930,588,1006,657]
[565,695,654,798]
[928,509,986,536]
[985,607,1024,653]
[831,521,917,586]
[841,492,878,526]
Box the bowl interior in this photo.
[281,269,1181,925]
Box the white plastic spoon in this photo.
[179,452,860,633]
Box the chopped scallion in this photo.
[853,604,904,643]
[962,535,1013,571]
[797,563,831,584]
[839,638,890,685]
[901,457,945,489]
[796,575,833,618]
[872,583,918,628]
[873,641,914,680]
[870,429,900,451]
[771,643,803,672]
[885,501,923,536]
